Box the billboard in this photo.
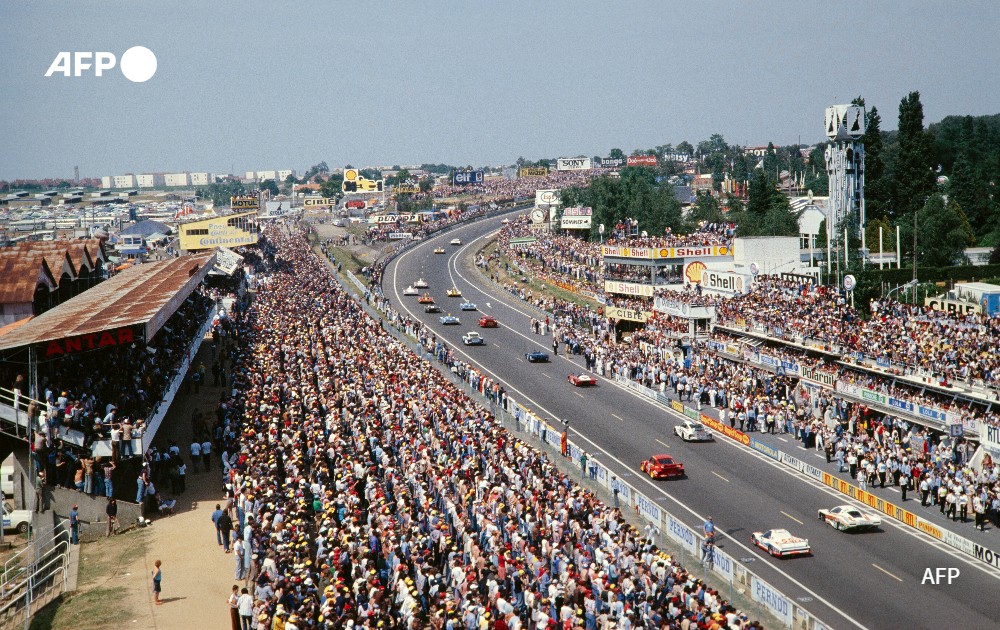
[599,157,626,169]
[601,244,732,260]
[519,166,549,178]
[535,189,560,205]
[179,211,260,250]
[627,155,658,167]
[560,206,592,229]
[230,195,259,210]
[452,170,485,185]
[924,297,981,315]
[302,197,335,208]
[701,270,753,294]
[342,168,383,193]
[604,280,654,297]
[556,157,591,171]
[605,306,651,322]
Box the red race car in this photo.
[640,454,685,479]
[567,374,597,387]
[478,316,498,328]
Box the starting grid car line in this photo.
[391,230,868,630]
[440,227,1000,583]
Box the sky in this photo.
[2,0,999,180]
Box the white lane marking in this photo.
[542,373,552,379]
[574,392,585,399]
[781,511,805,525]
[439,235,1000,584]
[390,232,873,630]
[712,471,731,483]
[872,564,903,583]
[655,439,671,449]
[612,413,625,422]
[514,356,523,362]
[777,437,788,442]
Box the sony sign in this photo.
[556,157,592,171]
[701,270,750,294]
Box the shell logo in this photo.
[344,169,359,181]
[719,246,729,255]
[622,248,630,257]
[685,260,707,283]
[659,248,669,258]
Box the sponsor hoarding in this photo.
[599,157,626,169]
[560,206,592,229]
[701,270,751,294]
[518,166,549,177]
[303,197,335,208]
[452,170,484,185]
[535,189,560,205]
[605,306,651,322]
[924,297,981,315]
[601,245,732,260]
[604,280,654,297]
[230,195,259,209]
[556,157,592,171]
[179,211,260,250]
[627,155,658,167]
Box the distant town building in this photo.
[101,174,137,189]
[137,173,165,188]
[164,172,191,187]
[190,172,213,186]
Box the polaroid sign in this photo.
[45,46,157,83]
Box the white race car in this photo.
[673,420,715,442]
[751,529,811,558]
[450,238,462,246]
[817,505,882,532]
[414,278,429,289]
[403,285,418,296]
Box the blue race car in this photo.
[460,302,478,311]
[525,351,550,363]
[440,315,461,325]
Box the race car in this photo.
[673,420,715,442]
[501,218,511,224]
[525,351,550,363]
[414,278,429,289]
[440,314,460,325]
[403,285,418,296]
[751,529,811,557]
[462,332,485,346]
[450,238,462,246]
[434,247,446,254]
[424,304,441,313]
[817,505,882,532]
[478,316,498,328]
[568,374,597,387]
[640,454,685,479]
[418,293,435,304]
[460,302,477,311]
[447,287,462,297]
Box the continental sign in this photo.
[519,167,549,178]
[303,197,335,208]
[179,212,260,250]
[230,195,259,209]
[601,244,732,260]
[605,306,651,322]
[604,280,654,297]
[924,297,981,315]
[700,413,750,446]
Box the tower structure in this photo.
[823,105,866,240]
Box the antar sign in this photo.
[45,327,135,358]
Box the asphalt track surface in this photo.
[381,212,1000,630]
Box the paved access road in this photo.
[382,212,1000,630]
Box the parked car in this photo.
[3,501,30,534]
[674,420,715,442]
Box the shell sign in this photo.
[684,260,707,283]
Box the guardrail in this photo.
[613,372,1000,574]
[0,521,71,630]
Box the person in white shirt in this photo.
[190,441,202,472]
[236,586,254,629]
[201,439,212,471]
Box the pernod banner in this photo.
[556,157,592,171]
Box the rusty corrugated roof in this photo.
[0,252,216,351]
[0,252,58,304]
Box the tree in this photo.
[302,161,329,180]
[865,217,893,257]
[891,92,936,221]
[732,170,801,237]
[676,141,694,157]
[915,194,974,267]
[609,148,625,159]
[948,149,991,231]
[260,179,279,196]
[686,192,724,229]
[854,99,889,221]
[319,175,343,198]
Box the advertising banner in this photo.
[230,195,259,209]
[535,189,560,205]
[653,298,690,317]
[749,437,780,461]
[800,365,836,387]
[609,477,631,505]
[858,387,888,406]
[605,306,652,322]
[388,232,413,240]
[700,413,750,446]
[508,237,537,249]
[710,547,735,583]
[599,157,626,169]
[452,170,484,185]
[556,157,592,171]
[604,280,654,297]
[519,166,549,178]
[666,516,698,555]
[303,197,335,208]
[752,577,793,627]
[700,270,752,294]
[924,297,981,315]
[982,424,1000,457]
[560,206,592,229]
[635,493,662,523]
[601,245,732,260]
[627,155,658,167]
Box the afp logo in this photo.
[45,46,157,82]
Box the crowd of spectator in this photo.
[213,226,763,629]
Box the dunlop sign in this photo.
[605,306,651,322]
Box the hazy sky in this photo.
[2,1,999,180]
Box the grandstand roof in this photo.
[0,253,58,304]
[0,252,215,352]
